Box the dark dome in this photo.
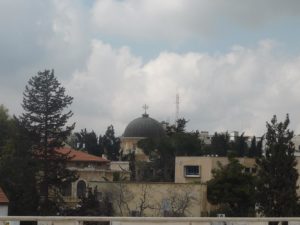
[123,114,165,138]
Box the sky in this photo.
[1,0,300,136]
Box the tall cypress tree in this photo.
[101,125,120,160]
[256,115,299,216]
[20,70,77,215]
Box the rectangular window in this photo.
[184,165,200,177]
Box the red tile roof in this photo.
[57,147,109,163]
[0,188,9,204]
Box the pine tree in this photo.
[20,70,77,215]
[256,115,299,216]
[207,156,256,216]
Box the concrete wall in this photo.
[89,181,208,217]
[110,161,130,172]
[175,157,256,183]
[0,216,297,225]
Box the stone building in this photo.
[57,147,130,205]
[175,156,256,184]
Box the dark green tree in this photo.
[248,136,257,158]
[0,118,39,215]
[247,136,263,158]
[138,119,203,181]
[0,105,12,154]
[165,118,188,135]
[208,132,230,156]
[207,157,256,216]
[101,125,120,161]
[20,70,77,215]
[76,187,113,216]
[230,133,248,157]
[74,129,102,156]
[121,151,136,181]
[256,115,299,216]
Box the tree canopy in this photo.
[20,70,77,215]
[138,118,203,181]
[101,125,120,161]
[207,156,256,216]
[256,115,299,216]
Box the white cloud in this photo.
[2,0,300,138]
[67,39,300,136]
[91,0,300,41]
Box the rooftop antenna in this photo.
[175,92,179,125]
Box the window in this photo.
[244,167,251,173]
[77,180,86,198]
[184,165,200,177]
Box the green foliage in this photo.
[72,125,120,159]
[0,111,39,215]
[62,187,113,219]
[0,105,13,154]
[247,136,263,158]
[203,132,262,158]
[100,125,120,161]
[256,114,299,216]
[138,119,203,181]
[74,129,103,156]
[230,133,248,157]
[121,151,136,181]
[207,157,256,216]
[76,188,113,216]
[204,132,230,156]
[20,70,77,215]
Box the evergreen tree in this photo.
[138,118,203,181]
[0,118,39,215]
[0,106,39,215]
[207,156,256,216]
[20,70,77,215]
[0,105,12,153]
[256,115,299,216]
[74,129,102,156]
[210,132,230,156]
[101,125,120,161]
[76,187,113,216]
[248,136,257,157]
[247,136,263,158]
[230,133,248,157]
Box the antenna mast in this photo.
[175,92,179,125]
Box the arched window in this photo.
[77,180,86,198]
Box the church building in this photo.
[120,108,165,161]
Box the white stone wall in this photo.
[0,205,8,216]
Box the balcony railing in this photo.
[0,216,300,225]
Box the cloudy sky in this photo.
[2,0,300,136]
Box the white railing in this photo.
[0,216,300,225]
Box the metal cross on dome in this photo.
[142,104,149,114]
